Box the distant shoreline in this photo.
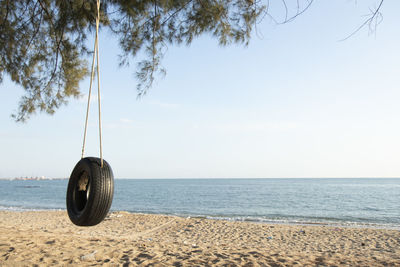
[1,177,400,180]
[0,177,67,181]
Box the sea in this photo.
[0,178,399,229]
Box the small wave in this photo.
[362,207,381,211]
[0,205,64,212]
[117,208,400,230]
[191,215,400,230]
[0,205,38,212]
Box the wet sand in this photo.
[0,211,399,266]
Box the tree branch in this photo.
[340,0,384,41]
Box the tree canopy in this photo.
[0,0,384,121]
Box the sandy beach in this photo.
[0,211,399,266]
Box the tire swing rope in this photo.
[66,0,114,227]
[81,0,103,167]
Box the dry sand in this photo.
[0,211,399,266]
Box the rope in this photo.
[81,0,104,168]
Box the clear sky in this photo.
[1,1,400,179]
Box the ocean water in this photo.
[0,178,399,229]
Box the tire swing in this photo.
[66,0,114,226]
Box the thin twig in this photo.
[340,0,384,41]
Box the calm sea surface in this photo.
[0,178,399,229]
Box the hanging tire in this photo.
[66,157,114,226]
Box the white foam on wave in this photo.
[0,205,64,212]
[197,215,400,230]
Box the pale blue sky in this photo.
[1,1,400,178]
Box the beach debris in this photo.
[147,238,153,241]
[107,213,123,218]
[81,251,97,261]
[299,230,306,234]
[361,243,366,246]
[192,243,198,248]
[267,236,273,240]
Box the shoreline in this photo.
[1,210,400,266]
[1,207,399,231]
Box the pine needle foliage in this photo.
[0,0,315,121]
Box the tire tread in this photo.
[66,157,114,226]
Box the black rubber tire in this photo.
[66,157,114,226]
